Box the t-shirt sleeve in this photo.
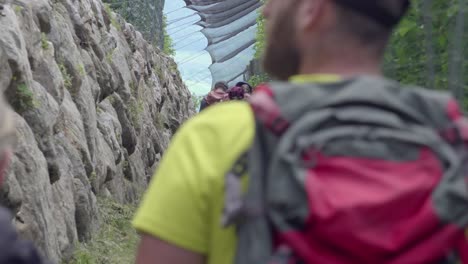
[132,115,219,254]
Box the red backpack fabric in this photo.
[222,76,468,264]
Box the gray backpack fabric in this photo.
[223,76,468,264]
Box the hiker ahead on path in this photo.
[199,81,229,112]
[226,82,253,101]
[133,1,468,264]
[236,82,253,98]
[227,86,245,101]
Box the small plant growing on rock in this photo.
[129,100,144,130]
[41,33,50,50]
[104,3,121,31]
[13,5,23,14]
[108,95,116,105]
[153,66,164,81]
[129,81,137,95]
[105,49,115,64]
[169,64,177,73]
[58,63,73,90]
[89,171,97,182]
[78,63,86,77]
[10,83,37,113]
[122,160,130,173]
[154,112,166,130]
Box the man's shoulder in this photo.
[185,101,255,139]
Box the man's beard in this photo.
[262,7,301,81]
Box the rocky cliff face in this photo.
[0,0,194,262]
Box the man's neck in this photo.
[299,48,383,79]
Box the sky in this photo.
[164,1,212,96]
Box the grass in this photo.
[104,4,121,31]
[89,171,97,182]
[14,5,23,14]
[153,66,163,81]
[129,81,137,95]
[67,198,139,264]
[106,49,115,64]
[58,63,73,91]
[78,64,86,77]
[169,64,177,73]
[10,83,37,113]
[129,100,144,130]
[41,33,50,50]
[154,112,166,130]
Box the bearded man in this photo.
[133,1,468,263]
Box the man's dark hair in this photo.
[236,82,253,93]
[334,0,410,53]
[213,81,229,92]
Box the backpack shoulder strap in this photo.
[248,83,290,137]
[408,88,468,144]
[221,83,288,228]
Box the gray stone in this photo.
[0,0,194,262]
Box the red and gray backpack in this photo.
[222,76,468,264]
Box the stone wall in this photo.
[0,0,194,262]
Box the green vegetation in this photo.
[96,106,103,114]
[68,198,139,264]
[248,2,270,87]
[154,65,164,80]
[382,1,459,93]
[122,160,130,173]
[128,80,145,130]
[102,0,157,44]
[78,64,86,77]
[58,63,73,91]
[153,111,167,130]
[103,0,173,54]
[191,93,202,110]
[129,99,144,130]
[89,171,97,182]
[41,33,50,50]
[129,81,138,95]
[254,0,266,59]
[106,49,115,64]
[163,15,175,56]
[13,5,23,14]
[104,3,121,31]
[10,83,37,113]
[248,73,269,88]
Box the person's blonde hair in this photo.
[0,94,16,153]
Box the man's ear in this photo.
[0,150,12,185]
[298,0,328,32]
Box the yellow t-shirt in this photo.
[132,75,341,264]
